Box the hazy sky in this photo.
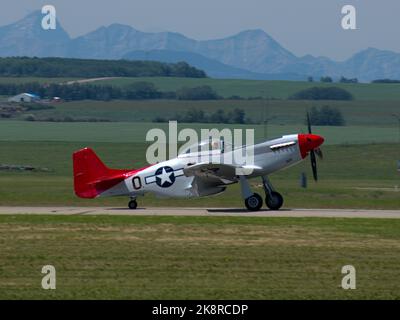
[0,0,399,60]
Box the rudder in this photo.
[73,148,111,198]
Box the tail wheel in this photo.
[266,191,283,210]
[245,193,263,211]
[128,200,137,210]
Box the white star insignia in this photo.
[157,168,173,185]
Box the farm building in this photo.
[8,93,41,103]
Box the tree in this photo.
[320,76,333,83]
[177,109,207,123]
[210,109,229,123]
[339,76,358,83]
[228,108,246,124]
[371,79,400,84]
[308,106,345,126]
[169,108,250,124]
[176,86,220,100]
[289,87,353,100]
[124,82,161,99]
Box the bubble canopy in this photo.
[179,139,224,156]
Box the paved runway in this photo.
[0,207,400,218]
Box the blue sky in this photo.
[1,0,399,60]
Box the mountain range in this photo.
[0,11,399,82]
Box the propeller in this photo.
[306,112,323,181]
[315,148,323,160]
[310,148,318,181]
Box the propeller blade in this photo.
[315,147,323,160]
[310,150,318,181]
[307,112,312,134]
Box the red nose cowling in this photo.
[298,134,324,159]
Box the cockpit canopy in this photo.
[179,139,224,156]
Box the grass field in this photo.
[10,99,400,126]
[0,121,398,145]
[97,77,400,101]
[0,77,399,300]
[1,215,400,299]
[0,76,399,209]
[2,76,400,102]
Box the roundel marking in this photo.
[155,166,175,188]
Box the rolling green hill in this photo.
[97,77,400,101]
[2,76,400,101]
[3,99,399,126]
[0,121,398,145]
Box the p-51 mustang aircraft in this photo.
[73,117,324,211]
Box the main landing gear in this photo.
[262,176,284,210]
[244,193,263,211]
[239,176,284,211]
[128,197,137,210]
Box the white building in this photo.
[8,93,41,103]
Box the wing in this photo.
[183,162,239,184]
[184,162,262,197]
[184,162,262,183]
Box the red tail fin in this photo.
[73,148,130,198]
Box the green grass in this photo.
[0,121,398,145]
[17,99,400,126]
[0,77,398,300]
[1,215,400,299]
[98,77,400,101]
[0,77,80,84]
[0,77,399,209]
[0,141,399,209]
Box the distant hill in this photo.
[122,50,305,80]
[0,11,70,57]
[1,11,400,82]
[343,48,400,81]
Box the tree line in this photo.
[313,76,400,84]
[314,76,359,83]
[2,81,357,102]
[309,106,345,126]
[153,106,345,126]
[1,82,162,100]
[153,108,249,124]
[0,82,224,101]
[289,87,353,100]
[371,79,400,84]
[0,57,207,78]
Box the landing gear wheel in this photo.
[245,193,263,211]
[128,200,137,210]
[266,191,283,210]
